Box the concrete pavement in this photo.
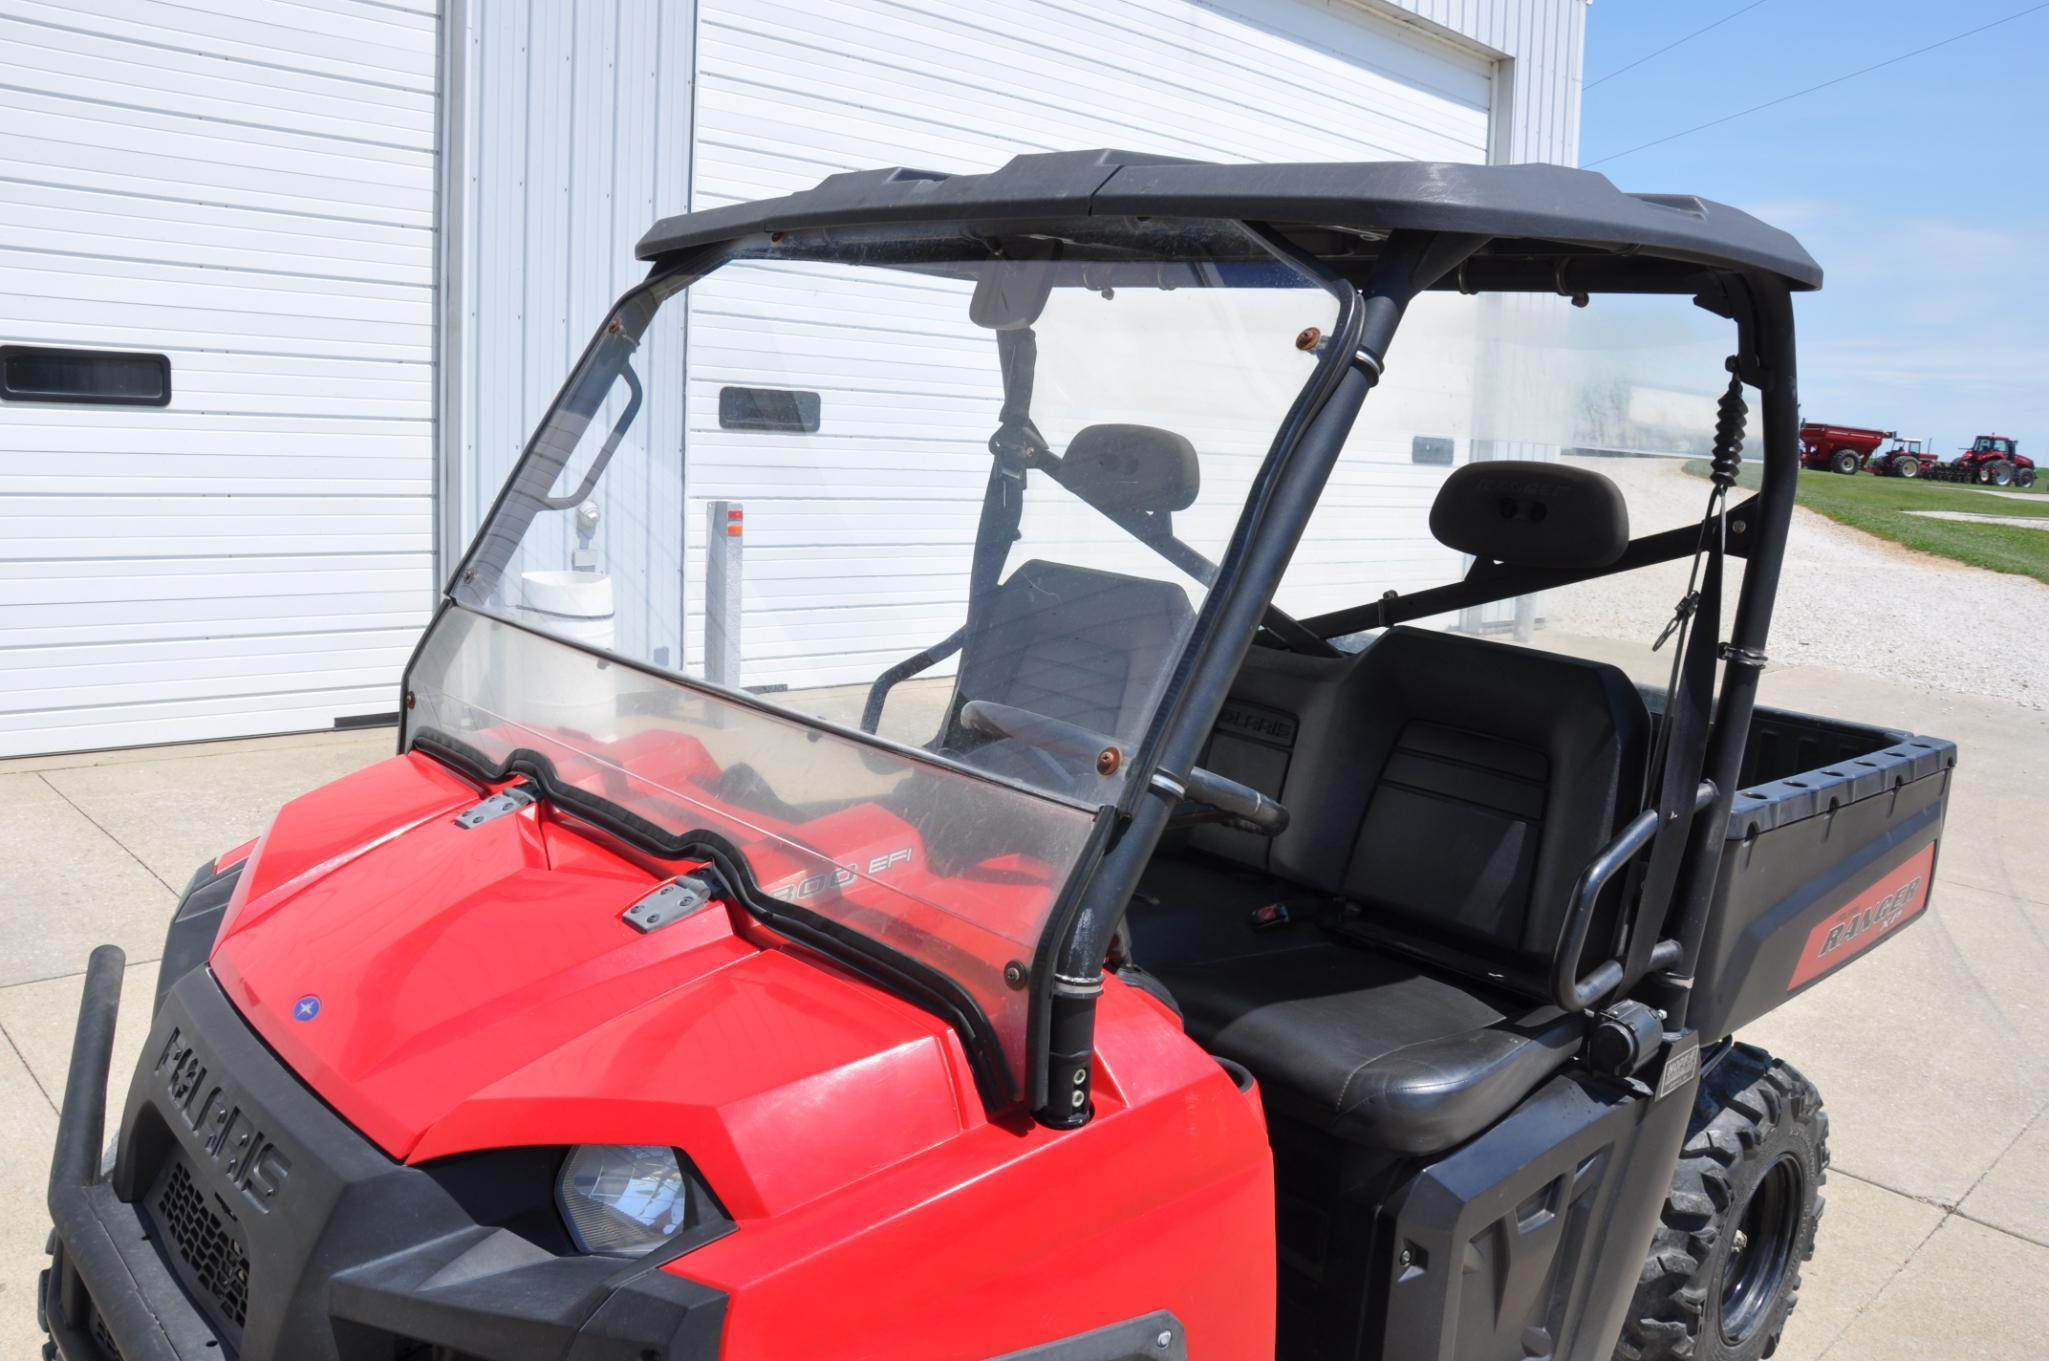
[0,671,2044,1357]
[1746,666,2049,1360]
[0,726,397,1356]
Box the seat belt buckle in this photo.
[1248,902,1293,933]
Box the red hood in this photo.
[210,752,978,1220]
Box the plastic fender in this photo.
[677,980,1276,1361]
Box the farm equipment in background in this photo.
[1866,436,1934,480]
[1797,420,1891,474]
[1924,434,2036,488]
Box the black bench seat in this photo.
[1128,617,1651,1158]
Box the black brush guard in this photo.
[43,953,727,1361]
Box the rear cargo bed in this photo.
[1683,700,1957,1041]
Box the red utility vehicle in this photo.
[1796,420,1891,474]
[1924,434,2036,488]
[41,153,1959,1361]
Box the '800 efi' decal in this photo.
[785,846,914,901]
[1787,842,1936,989]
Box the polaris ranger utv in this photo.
[42,151,1956,1361]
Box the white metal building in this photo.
[0,0,1586,758]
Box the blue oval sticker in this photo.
[292,995,321,1022]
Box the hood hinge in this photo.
[453,781,536,829]
[622,872,723,934]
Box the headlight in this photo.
[556,1144,694,1256]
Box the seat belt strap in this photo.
[1629,531,1720,981]
[970,326,1043,605]
[944,327,1045,738]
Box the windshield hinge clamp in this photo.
[454,782,535,829]
[622,873,721,934]
[1717,643,1768,669]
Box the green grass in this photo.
[1682,460,2049,586]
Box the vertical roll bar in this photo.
[1652,275,1801,1029]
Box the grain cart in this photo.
[1796,420,1892,474]
[42,151,1956,1361]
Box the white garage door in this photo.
[681,0,1493,687]
[0,0,438,757]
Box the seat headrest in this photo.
[1060,424,1200,517]
[1428,461,1630,570]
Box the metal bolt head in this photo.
[1155,1331,1173,1349]
[1003,960,1028,990]
[1294,326,1322,352]
[1096,746,1122,777]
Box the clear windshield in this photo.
[421,223,1338,1091]
[405,607,1099,1097]
[454,229,1335,802]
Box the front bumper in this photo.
[43,946,725,1361]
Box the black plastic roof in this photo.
[636,149,1822,290]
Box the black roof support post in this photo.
[1652,273,1801,1030]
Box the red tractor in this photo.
[1796,421,1891,474]
[1866,435,1934,480]
[1924,434,2036,488]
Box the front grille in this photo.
[89,1306,125,1361]
[151,1158,251,1335]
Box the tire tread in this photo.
[1614,1045,1828,1361]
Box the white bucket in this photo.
[519,569,616,649]
[502,570,620,742]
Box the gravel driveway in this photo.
[1544,457,2049,708]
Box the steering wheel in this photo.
[959,699,1290,835]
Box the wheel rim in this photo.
[1719,1154,1803,1345]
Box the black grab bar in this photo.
[1552,781,1716,1012]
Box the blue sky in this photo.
[1578,1,2048,460]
